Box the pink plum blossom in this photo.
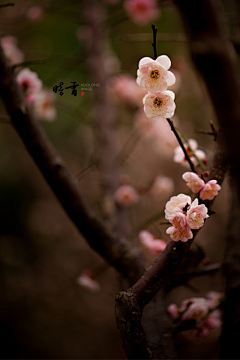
[203,310,222,330]
[182,172,205,193]
[187,198,209,229]
[139,230,167,256]
[200,180,221,201]
[76,270,101,293]
[16,68,42,97]
[143,90,176,118]
[124,0,160,25]
[1,35,24,65]
[134,112,178,155]
[167,303,179,319]
[166,226,193,242]
[181,298,209,321]
[168,295,222,339]
[150,175,174,199]
[173,138,207,168]
[33,88,57,121]
[136,55,175,93]
[109,74,146,107]
[205,291,224,309]
[114,184,140,206]
[182,172,221,200]
[26,6,44,21]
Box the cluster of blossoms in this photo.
[173,138,207,168]
[167,292,223,340]
[165,194,209,242]
[139,230,167,257]
[183,172,221,201]
[136,55,176,118]
[1,35,57,121]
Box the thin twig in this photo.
[166,118,196,173]
[151,23,158,59]
[176,126,206,171]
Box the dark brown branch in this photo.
[0,44,144,286]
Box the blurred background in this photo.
[0,0,232,358]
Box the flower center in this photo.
[150,70,160,79]
[153,97,163,107]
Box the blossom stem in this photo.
[151,23,158,60]
[176,126,206,171]
[166,118,197,173]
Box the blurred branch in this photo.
[116,129,141,165]
[12,58,48,70]
[0,3,14,8]
[0,43,145,286]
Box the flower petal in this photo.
[156,55,171,70]
[167,71,176,86]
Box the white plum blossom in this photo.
[174,138,207,168]
[143,90,176,118]
[164,194,208,242]
[114,184,140,207]
[139,230,167,256]
[136,55,175,93]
